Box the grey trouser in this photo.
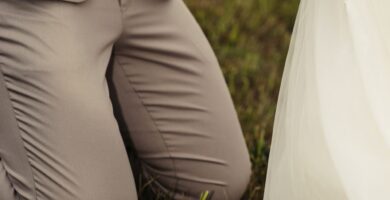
[0,0,252,199]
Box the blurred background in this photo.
[184,0,300,199]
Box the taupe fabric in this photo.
[0,0,252,199]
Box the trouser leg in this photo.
[110,0,252,199]
[0,0,138,199]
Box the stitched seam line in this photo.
[0,158,17,198]
[114,57,179,197]
[0,65,39,200]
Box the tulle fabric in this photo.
[263,0,390,199]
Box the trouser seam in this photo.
[0,65,39,200]
[0,157,16,198]
[113,57,180,197]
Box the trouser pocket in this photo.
[44,0,88,3]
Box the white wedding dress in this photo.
[263,0,390,199]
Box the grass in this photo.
[126,0,301,199]
[183,0,300,199]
